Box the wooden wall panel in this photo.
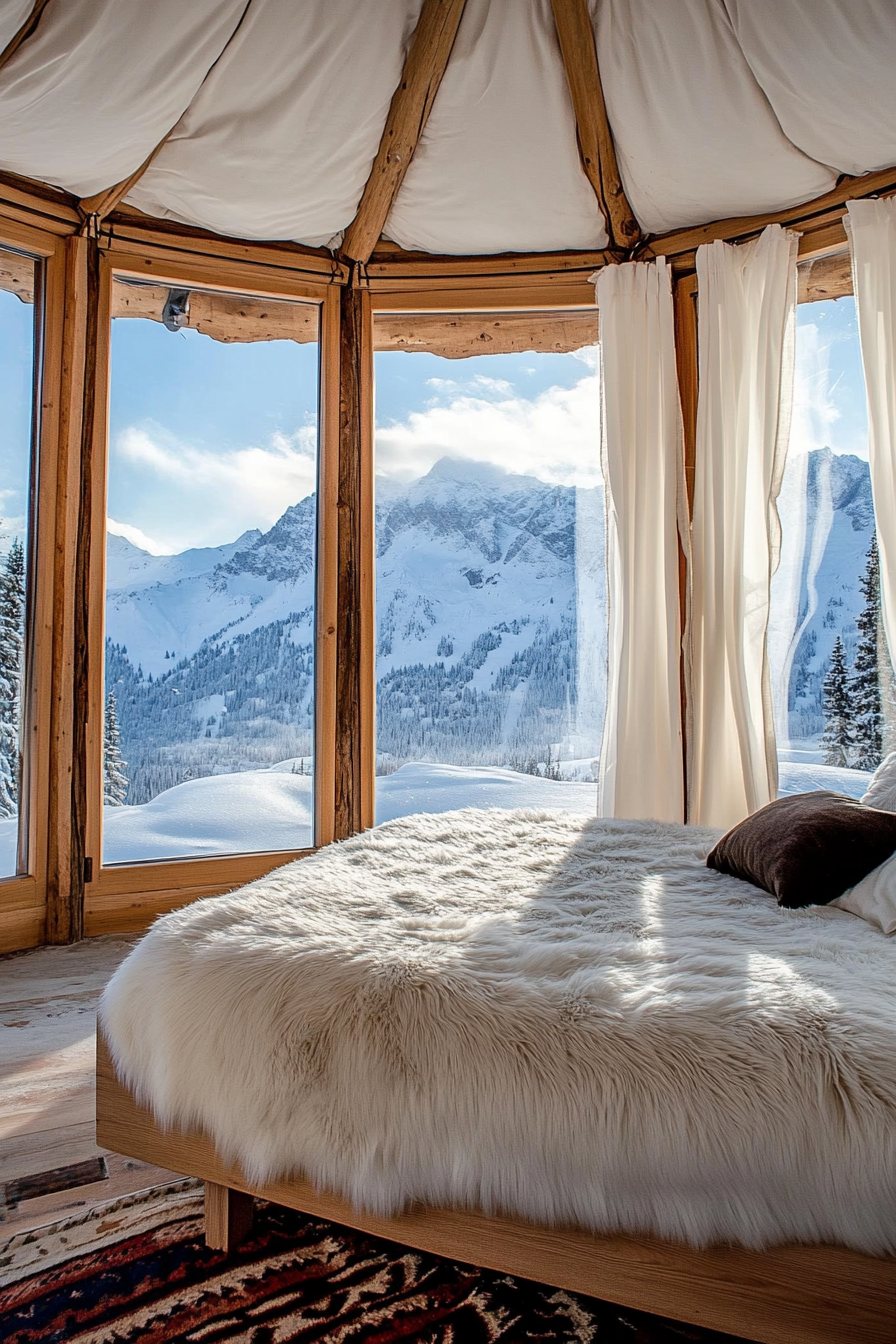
[0,220,69,952]
[334,284,371,839]
[81,250,331,936]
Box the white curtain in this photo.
[595,258,685,822]
[846,198,896,682]
[689,224,797,829]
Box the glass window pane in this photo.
[769,294,891,799]
[0,247,36,879]
[374,321,606,823]
[104,279,320,863]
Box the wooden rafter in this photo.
[105,280,600,356]
[341,0,467,265]
[550,0,640,251]
[797,250,852,304]
[0,0,51,74]
[375,308,598,357]
[76,0,257,233]
[642,165,896,262]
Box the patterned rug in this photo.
[1,1198,753,1343]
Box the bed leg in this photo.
[205,1181,254,1252]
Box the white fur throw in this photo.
[863,750,896,812]
[101,809,896,1254]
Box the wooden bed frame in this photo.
[96,1032,895,1344]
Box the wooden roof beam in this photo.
[550,0,640,252]
[77,0,255,234]
[642,165,896,261]
[340,0,467,266]
[0,0,52,74]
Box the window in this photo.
[102,278,321,863]
[769,292,891,798]
[0,246,38,879]
[373,314,606,823]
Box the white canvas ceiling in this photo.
[0,0,893,255]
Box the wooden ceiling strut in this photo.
[340,0,468,266]
[0,0,51,74]
[550,0,640,252]
[77,0,256,236]
[642,165,896,263]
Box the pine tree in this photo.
[821,636,854,767]
[853,536,884,769]
[0,539,25,819]
[103,690,129,806]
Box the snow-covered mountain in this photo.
[105,458,607,803]
[770,447,875,745]
[104,449,874,806]
[105,499,315,677]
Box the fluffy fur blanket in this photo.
[101,809,896,1254]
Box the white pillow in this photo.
[861,751,896,812]
[831,852,896,935]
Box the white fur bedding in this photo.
[100,809,896,1254]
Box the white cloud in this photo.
[113,423,318,551]
[376,357,602,488]
[471,374,513,395]
[789,323,843,458]
[107,517,173,555]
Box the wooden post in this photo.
[0,0,51,73]
[334,276,374,839]
[550,0,640,251]
[673,274,698,825]
[45,236,90,943]
[341,0,468,264]
[204,1182,254,1252]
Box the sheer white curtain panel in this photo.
[595,258,685,822]
[689,224,798,829]
[845,198,896,684]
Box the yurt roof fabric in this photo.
[0,0,893,255]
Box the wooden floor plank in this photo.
[0,934,181,1206]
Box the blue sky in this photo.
[0,287,871,559]
[791,295,868,458]
[0,287,34,552]
[105,307,603,552]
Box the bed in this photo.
[96,808,896,1343]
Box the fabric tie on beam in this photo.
[688,223,798,830]
[845,198,896,706]
[595,258,685,822]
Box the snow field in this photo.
[0,757,876,875]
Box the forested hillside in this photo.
[100,449,878,807]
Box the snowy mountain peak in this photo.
[377,459,576,567]
[214,495,316,585]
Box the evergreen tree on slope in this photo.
[103,690,129,806]
[821,635,854,768]
[853,536,884,769]
[0,539,25,819]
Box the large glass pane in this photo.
[103,280,320,863]
[0,247,36,879]
[769,294,890,799]
[374,320,606,822]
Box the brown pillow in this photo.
[706,791,896,908]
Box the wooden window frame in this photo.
[82,241,339,936]
[0,215,67,952]
[0,166,886,950]
[361,280,601,831]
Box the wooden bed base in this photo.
[96,1032,895,1344]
